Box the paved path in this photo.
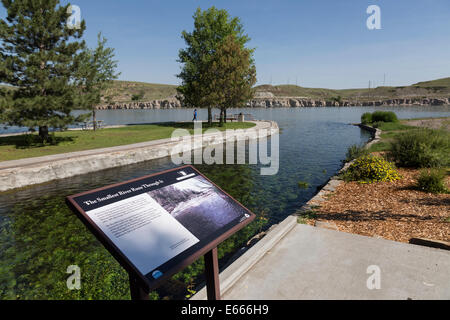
[193,219,450,300]
[0,121,271,170]
[0,121,278,191]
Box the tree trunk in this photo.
[224,108,227,123]
[208,107,212,127]
[39,126,49,142]
[219,109,224,127]
[92,109,97,131]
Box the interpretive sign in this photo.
[66,165,255,297]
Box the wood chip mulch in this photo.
[308,168,450,243]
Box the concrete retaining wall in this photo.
[0,121,278,192]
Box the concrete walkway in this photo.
[193,218,450,300]
[0,121,278,191]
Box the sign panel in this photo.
[66,165,255,291]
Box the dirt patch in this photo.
[403,118,450,131]
[308,169,450,243]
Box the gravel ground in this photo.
[309,168,450,243]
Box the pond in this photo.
[0,106,449,300]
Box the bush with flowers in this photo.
[342,154,401,183]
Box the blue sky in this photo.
[2,0,450,89]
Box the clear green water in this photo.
[0,106,449,299]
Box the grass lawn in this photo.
[0,122,256,162]
[367,118,449,153]
[366,121,415,153]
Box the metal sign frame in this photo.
[66,165,256,300]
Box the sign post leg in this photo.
[204,247,221,300]
[129,273,149,300]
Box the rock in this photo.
[96,96,449,110]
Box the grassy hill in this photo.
[2,77,449,104]
[0,81,178,103]
[254,77,450,101]
[104,77,450,103]
[103,81,178,103]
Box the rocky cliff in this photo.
[96,96,450,110]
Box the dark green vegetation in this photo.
[371,111,399,123]
[204,34,256,126]
[0,0,121,140]
[361,111,398,125]
[389,129,449,168]
[417,168,449,194]
[254,77,450,101]
[0,196,133,299]
[76,33,120,131]
[361,112,373,125]
[344,144,370,162]
[0,164,268,300]
[0,0,88,141]
[0,122,256,162]
[177,7,256,125]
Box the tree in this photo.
[77,33,120,131]
[0,0,86,141]
[177,6,251,126]
[206,34,256,126]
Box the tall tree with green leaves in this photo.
[77,33,120,131]
[177,6,251,126]
[206,34,256,126]
[0,0,86,141]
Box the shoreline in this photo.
[0,121,278,192]
[296,123,380,215]
[96,98,450,110]
[298,120,450,244]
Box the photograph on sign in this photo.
[147,175,250,240]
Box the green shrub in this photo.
[417,168,448,194]
[390,129,450,168]
[361,112,372,124]
[345,144,369,162]
[371,121,384,128]
[342,154,401,183]
[371,111,398,123]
